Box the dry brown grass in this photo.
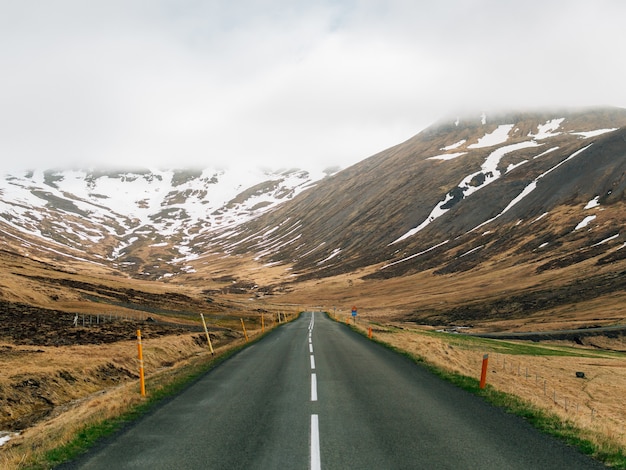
[348,316,626,454]
[2,228,626,466]
[198,244,626,332]
[0,328,266,470]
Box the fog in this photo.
[1,0,625,172]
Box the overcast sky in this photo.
[2,0,625,172]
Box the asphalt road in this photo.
[60,312,606,469]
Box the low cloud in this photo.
[1,0,625,172]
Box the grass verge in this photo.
[24,328,275,470]
[341,317,626,469]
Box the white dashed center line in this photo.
[311,414,321,470]
[311,373,318,401]
[308,312,321,469]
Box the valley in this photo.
[2,107,626,467]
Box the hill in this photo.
[2,107,626,331]
[3,107,626,462]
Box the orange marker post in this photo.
[137,329,146,397]
[479,354,489,389]
[368,327,373,339]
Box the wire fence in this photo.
[71,312,149,327]
[488,353,602,425]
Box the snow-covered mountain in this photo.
[3,106,626,293]
[0,166,334,278]
[209,107,626,282]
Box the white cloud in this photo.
[1,0,625,173]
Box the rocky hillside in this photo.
[2,107,626,317]
[208,107,626,283]
[0,166,333,279]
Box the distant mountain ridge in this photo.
[2,107,626,289]
[0,166,333,278]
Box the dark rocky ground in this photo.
[0,300,204,347]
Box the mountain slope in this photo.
[0,166,332,279]
[206,107,626,283]
[2,107,626,328]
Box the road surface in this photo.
[60,312,606,469]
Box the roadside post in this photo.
[479,354,489,389]
[200,313,214,355]
[351,306,357,324]
[368,327,373,339]
[136,330,146,397]
[241,318,249,342]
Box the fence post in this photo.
[479,354,489,389]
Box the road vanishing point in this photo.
[60,312,606,469]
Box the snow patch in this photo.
[574,215,596,231]
[441,140,466,151]
[592,234,619,247]
[381,240,449,269]
[506,160,527,173]
[585,196,600,209]
[460,245,483,257]
[529,118,564,140]
[468,124,514,149]
[533,146,559,159]
[0,432,17,447]
[571,128,618,139]
[317,248,341,265]
[428,152,467,161]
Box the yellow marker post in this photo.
[136,329,146,397]
[261,312,265,333]
[241,318,249,342]
[200,313,214,355]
